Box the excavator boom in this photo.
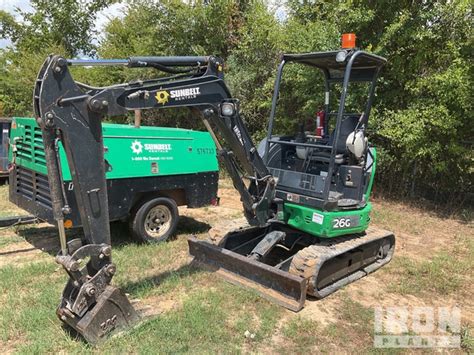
[34,54,276,342]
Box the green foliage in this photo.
[0,43,68,116]
[0,0,112,116]
[96,0,259,128]
[2,0,111,55]
[226,1,282,137]
[369,1,473,201]
[0,0,471,201]
[287,0,473,201]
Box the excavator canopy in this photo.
[282,50,387,82]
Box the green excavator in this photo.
[33,34,394,343]
[188,35,395,310]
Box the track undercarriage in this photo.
[188,223,395,311]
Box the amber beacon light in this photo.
[341,33,356,49]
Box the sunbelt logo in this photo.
[170,87,201,100]
[130,140,172,154]
[155,87,201,104]
[131,140,143,154]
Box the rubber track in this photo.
[289,226,395,298]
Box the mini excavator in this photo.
[33,34,394,343]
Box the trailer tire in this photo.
[130,197,179,244]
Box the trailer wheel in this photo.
[130,197,179,243]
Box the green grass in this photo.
[0,264,282,353]
[322,296,374,349]
[388,255,462,295]
[120,264,205,299]
[100,283,280,354]
[0,216,283,353]
[387,234,473,296]
[1,179,472,353]
[0,262,65,349]
[461,325,474,352]
[0,234,24,248]
[282,316,322,353]
[279,296,404,354]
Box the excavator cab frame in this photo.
[263,50,386,211]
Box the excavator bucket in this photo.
[188,224,395,312]
[55,241,140,344]
[58,285,139,344]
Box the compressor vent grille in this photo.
[15,125,47,169]
[15,166,52,209]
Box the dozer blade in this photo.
[188,237,307,312]
[188,225,395,312]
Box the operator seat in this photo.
[310,115,359,163]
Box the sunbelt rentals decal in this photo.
[130,140,173,161]
[155,87,201,105]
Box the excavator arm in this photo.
[33,54,275,342]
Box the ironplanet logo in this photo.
[170,87,201,100]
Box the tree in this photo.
[1,0,112,56]
[98,0,268,129]
[286,0,473,202]
[0,0,471,202]
[0,0,113,116]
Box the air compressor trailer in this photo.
[8,117,218,242]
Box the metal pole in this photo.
[363,67,382,127]
[322,51,362,200]
[67,59,129,66]
[57,219,68,256]
[264,60,286,164]
[134,110,142,128]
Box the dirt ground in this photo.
[186,185,474,322]
[0,181,472,353]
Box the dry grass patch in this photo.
[386,233,473,298]
[0,184,27,217]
